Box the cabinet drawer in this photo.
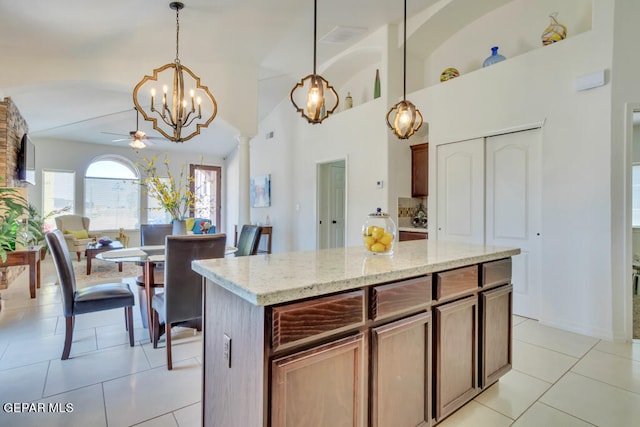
[434,265,478,302]
[371,276,431,320]
[399,231,428,241]
[482,258,512,289]
[272,290,365,352]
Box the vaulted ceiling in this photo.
[0,0,511,156]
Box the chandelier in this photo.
[133,2,217,143]
[386,0,423,139]
[290,0,339,124]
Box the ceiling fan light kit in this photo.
[386,0,423,139]
[132,2,217,143]
[290,0,339,124]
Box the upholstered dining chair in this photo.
[46,230,135,360]
[235,225,263,256]
[152,233,227,370]
[136,223,173,328]
[54,214,96,261]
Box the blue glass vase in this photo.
[482,46,506,67]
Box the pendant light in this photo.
[386,0,423,139]
[290,0,339,124]
[133,2,217,143]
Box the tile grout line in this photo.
[508,337,602,425]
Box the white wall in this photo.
[252,95,389,253]
[412,0,615,339]
[249,0,630,340]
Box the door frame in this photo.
[316,158,347,249]
[624,103,640,341]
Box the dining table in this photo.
[97,244,237,339]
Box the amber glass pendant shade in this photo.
[290,0,339,124]
[386,0,423,139]
[386,100,423,139]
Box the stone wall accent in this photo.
[0,97,29,288]
[0,97,29,188]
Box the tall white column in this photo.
[238,135,251,227]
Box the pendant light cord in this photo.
[403,0,407,101]
[313,0,317,75]
[175,6,180,64]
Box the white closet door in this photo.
[486,130,542,319]
[436,138,485,244]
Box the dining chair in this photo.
[151,233,227,370]
[235,225,263,256]
[46,230,135,360]
[136,223,173,328]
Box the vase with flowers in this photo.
[137,154,197,234]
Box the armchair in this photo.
[54,215,97,261]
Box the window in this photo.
[633,164,640,227]
[190,164,221,229]
[84,156,140,230]
[42,169,75,231]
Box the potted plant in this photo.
[0,186,28,262]
[24,204,71,258]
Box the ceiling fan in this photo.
[101,108,164,149]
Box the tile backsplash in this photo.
[397,197,427,227]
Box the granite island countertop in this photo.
[192,240,520,307]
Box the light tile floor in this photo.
[1,258,639,426]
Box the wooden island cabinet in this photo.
[193,240,519,427]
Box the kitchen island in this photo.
[193,240,520,427]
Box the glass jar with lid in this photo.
[362,208,396,255]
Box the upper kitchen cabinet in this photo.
[411,143,429,197]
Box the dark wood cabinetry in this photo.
[479,284,513,387]
[371,311,432,427]
[411,143,429,197]
[399,230,428,241]
[272,333,367,426]
[201,254,515,427]
[434,295,478,421]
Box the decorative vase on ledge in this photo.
[541,12,567,46]
[482,46,506,68]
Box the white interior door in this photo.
[329,163,345,248]
[436,138,485,244]
[486,130,542,319]
[317,160,346,249]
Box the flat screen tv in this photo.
[17,133,36,185]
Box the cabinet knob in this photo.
[332,220,337,224]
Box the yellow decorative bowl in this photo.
[440,68,460,82]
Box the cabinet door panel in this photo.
[436,139,484,244]
[371,312,432,427]
[480,284,513,387]
[271,333,366,427]
[411,143,429,197]
[434,296,478,421]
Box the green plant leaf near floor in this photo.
[0,185,29,262]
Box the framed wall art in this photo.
[250,174,271,208]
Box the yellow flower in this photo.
[137,153,198,220]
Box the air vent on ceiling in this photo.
[320,26,367,44]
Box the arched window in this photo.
[84,156,140,230]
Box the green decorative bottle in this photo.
[374,69,381,99]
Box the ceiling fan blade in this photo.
[102,131,130,137]
[111,138,130,142]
